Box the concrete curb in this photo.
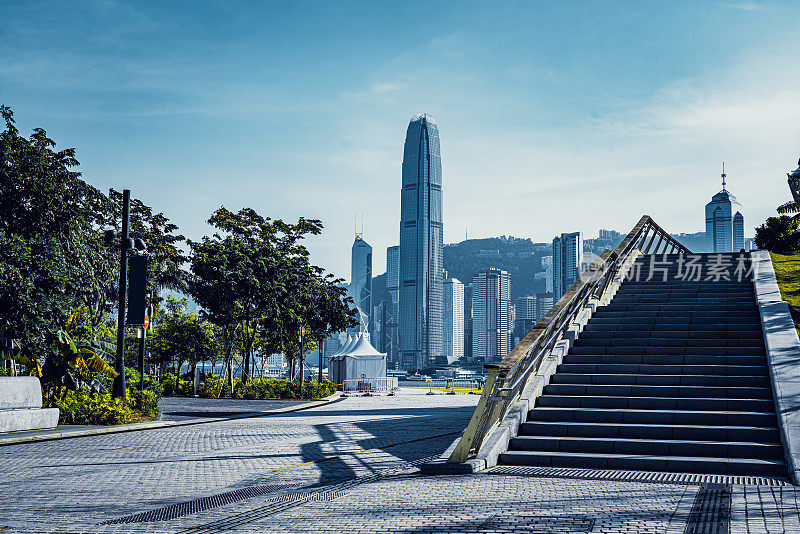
[751,249,800,485]
[0,394,345,446]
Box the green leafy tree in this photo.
[149,296,214,377]
[755,216,800,254]
[304,271,358,378]
[0,105,108,360]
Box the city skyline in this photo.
[2,3,799,281]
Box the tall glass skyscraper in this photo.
[349,235,372,325]
[399,114,443,371]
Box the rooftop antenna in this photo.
[361,212,364,236]
[354,213,358,239]
[721,161,727,191]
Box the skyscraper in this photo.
[399,114,444,371]
[350,235,372,325]
[535,292,554,321]
[705,164,744,252]
[552,232,583,301]
[442,278,464,364]
[472,268,511,364]
[514,295,538,346]
[385,245,400,368]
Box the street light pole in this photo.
[298,326,305,393]
[112,189,130,400]
[318,338,323,383]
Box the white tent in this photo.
[337,333,387,387]
[328,333,355,384]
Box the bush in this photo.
[127,388,159,418]
[190,375,334,400]
[54,390,133,425]
[161,372,192,396]
[755,216,800,254]
[199,374,223,397]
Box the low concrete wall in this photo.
[751,250,800,485]
[0,376,44,410]
[0,377,59,433]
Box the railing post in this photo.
[448,368,499,462]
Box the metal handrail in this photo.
[447,215,690,462]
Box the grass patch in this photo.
[769,251,800,336]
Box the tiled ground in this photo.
[2,391,800,533]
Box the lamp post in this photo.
[111,189,131,400]
[107,189,148,401]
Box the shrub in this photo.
[755,216,800,254]
[54,390,133,425]
[127,388,159,418]
[199,374,223,397]
[301,379,336,399]
[161,372,192,396]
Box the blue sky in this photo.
[2,1,800,280]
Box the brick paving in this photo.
[2,390,800,533]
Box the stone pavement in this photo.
[2,390,800,533]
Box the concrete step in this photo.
[508,435,783,459]
[565,354,766,366]
[574,338,764,348]
[549,373,771,388]
[556,363,768,376]
[536,395,774,412]
[582,324,763,333]
[528,407,777,427]
[603,305,758,313]
[578,330,763,339]
[498,450,785,476]
[586,318,762,326]
[592,311,761,319]
[542,384,773,399]
[568,347,765,357]
[517,421,780,442]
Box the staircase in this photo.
[499,252,787,477]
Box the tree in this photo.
[755,216,800,254]
[305,271,358,380]
[0,105,108,361]
[149,297,214,376]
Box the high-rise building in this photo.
[350,235,372,324]
[541,255,553,293]
[514,295,538,346]
[372,300,387,353]
[472,268,511,364]
[385,245,400,367]
[535,292,554,320]
[399,114,444,371]
[442,278,464,364]
[705,164,744,252]
[552,232,583,301]
[464,284,473,362]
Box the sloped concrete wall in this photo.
[751,250,800,484]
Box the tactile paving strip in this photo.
[486,465,790,486]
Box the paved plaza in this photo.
[1,390,800,533]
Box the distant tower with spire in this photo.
[705,162,745,252]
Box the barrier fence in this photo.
[341,377,398,393]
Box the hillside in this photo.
[443,237,552,300]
